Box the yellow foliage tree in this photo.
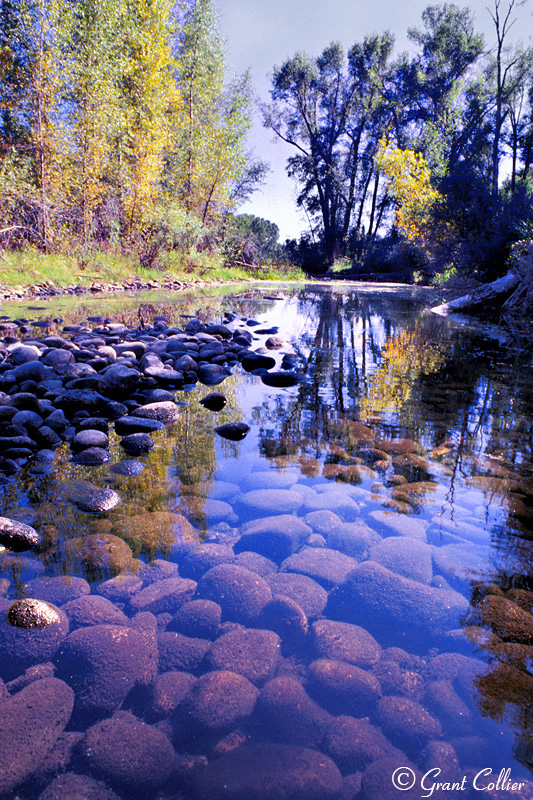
[375,137,442,243]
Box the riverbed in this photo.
[0,282,532,799]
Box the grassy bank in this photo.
[0,248,303,292]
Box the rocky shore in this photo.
[0,304,532,799]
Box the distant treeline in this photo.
[0,0,266,264]
[266,1,533,280]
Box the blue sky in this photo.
[216,0,533,241]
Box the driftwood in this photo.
[431,269,520,315]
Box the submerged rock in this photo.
[194,743,342,800]
[0,678,74,796]
[0,600,69,678]
[196,564,272,625]
[63,482,121,513]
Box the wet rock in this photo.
[114,416,164,435]
[266,572,327,617]
[257,595,309,640]
[234,551,277,576]
[215,422,250,441]
[158,631,210,672]
[196,564,272,624]
[82,711,175,790]
[207,627,281,685]
[369,537,433,584]
[0,600,69,678]
[238,488,304,516]
[108,459,145,476]
[120,431,154,454]
[241,470,300,491]
[129,576,197,614]
[433,543,494,587]
[199,391,227,411]
[102,364,139,396]
[235,514,311,563]
[138,559,179,584]
[260,372,304,387]
[54,624,155,717]
[258,676,331,747]
[241,352,276,372]
[25,575,90,604]
[71,428,109,451]
[197,363,229,385]
[425,679,473,732]
[62,595,129,628]
[177,670,258,732]
[146,670,197,721]
[0,677,74,796]
[60,534,134,576]
[117,511,197,556]
[311,620,381,668]
[361,755,421,800]
[327,561,469,647]
[377,695,442,753]
[63,482,121,513]
[194,743,342,800]
[302,490,359,520]
[39,773,120,800]
[179,543,235,580]
[307,658,382,715]
[281,546,359,589]
[369,509,428,541]
[0,516,41,551]
[72,446,112,465]
[323,716,400,775]
[132,400,181,423]
[168,599,222,639]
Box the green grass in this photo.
[0,247,304,290]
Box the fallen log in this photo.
[431,269,520,315]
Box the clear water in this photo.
[1,282,533,799]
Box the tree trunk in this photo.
[431,270,520,315]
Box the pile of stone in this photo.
[0,314,300,480]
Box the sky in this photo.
[216,0,533,242]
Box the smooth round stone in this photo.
[238,489,303,516]
[323,716,400,774]
[307,658,382,715]
[177,670,259,731]
[63,482,121,513]
[0,516,41,551]
[81,711,175,790]
[0,601,69,678]
[281,547,360,589]
[235,514,311,563]
[108,459,145,476]
[194,744,342,800]
[207,628,281,685]
[311,620,381,668]
[241,352,276,372]
[54,624,155,716]
[116,511,197,556]
[38,773,121,800]
[158,631,210,673]
[197,363,229,386]
[168,599,222,639]
[260,372,304,387]
[129,576,197,615]
[25,576,90,604]
[369,537,433,584]
[61,534,134,576]
[62,596,129,628]
[241,470,300,492]
[179,543,235,580]
[266,572,328,618]
[215,422,250,441]
[199,392,227,411]
[257,595,309,640]
[96,574,143,603]
[377,696,442,753]
[132,401,180,423]
[120,432,154,454]
[258,676,331,748]
[0,678,75,796]
[7,598,62,629]
[144,366,184,384]
[71,429,109,452]
[146,671,197,721]
[77,417,109,433]
[72,447,111,465]
[196,564,272,625]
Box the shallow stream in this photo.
[0,282,532,800]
